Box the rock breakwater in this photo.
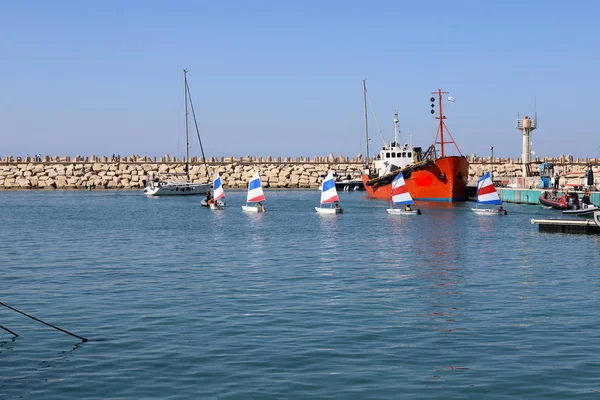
[0,154,598,190]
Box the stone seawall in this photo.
[0,155,598,190]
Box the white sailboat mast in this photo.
[362,80,369,165]
[184,69,190,182]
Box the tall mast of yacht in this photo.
[362,80,370,165]
[184,69,190,182]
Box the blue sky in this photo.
[1,0,599,159]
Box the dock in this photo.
[531,214,600,234]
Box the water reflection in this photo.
[0,341,83,396]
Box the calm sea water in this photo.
[1,190,600,399]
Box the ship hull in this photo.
[362,156,469,202]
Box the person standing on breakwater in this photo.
[554,172,560,190]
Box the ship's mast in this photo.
[432,88,462,158]
[362,80,370,165]
[394,110,399,145]
[436,89,447,157]
[184,69,190,182]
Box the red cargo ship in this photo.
[361,87,469,202]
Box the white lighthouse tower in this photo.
[516,114,537,178]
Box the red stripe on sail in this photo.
[392,185,408,196]
[478,184,496,196]
[248,195,266,202]
[322,195,339,203]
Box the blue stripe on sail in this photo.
[393,200,415,204]
[392,200,414,205]
[322,179,335,192]
[248,179,261,190]
[214,178,221,188]
[478,199,502,205]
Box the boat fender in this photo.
[417,209,422,215]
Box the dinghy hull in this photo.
[386,209,420,215]
[315,207,342,214]
[242,205,265,213]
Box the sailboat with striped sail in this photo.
[315,171,343,214]
[472,172,507,215]
[209,172,226,210]
[386,173,421,215]
[242,172,266,213]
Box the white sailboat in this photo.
[144,69,210,196]
[386,173,421,215]
[315,172,343,214]
[472,172,507,215]
[242,172,266,213]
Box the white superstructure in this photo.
[371,112,416,176]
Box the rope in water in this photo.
[0,323,18,337]
[0,301,87,342]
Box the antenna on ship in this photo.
[394,110,399,145]
[430,89,462,158]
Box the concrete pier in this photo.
[531,217,600,234]
[496,188,600,206]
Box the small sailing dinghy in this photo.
[201,172,226,209]
[386,173,421,215]
[472,172,507,215]
[315,171,343,214]
[242,171,266,213]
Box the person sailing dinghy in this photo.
[472,172,507,215]
[315,171,343,214]
[201,172,226,208]
[386,172,421,215]
[242,172,266,213]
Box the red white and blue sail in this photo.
[247,171,265,203]
[391,173,414,205]
[213,172,225,200]
[320,171,339,204]
[476,172,502,205]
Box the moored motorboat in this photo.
[562,205,600,217]
[335,177,365,191]
[539,191,579,210]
